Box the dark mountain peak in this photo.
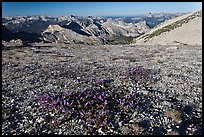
[2,25,16,42]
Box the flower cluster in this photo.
[35,88,141,131]
[127,66,160,88]
[35,66,161,133]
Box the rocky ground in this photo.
[2,43,202,135]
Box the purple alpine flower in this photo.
[129,101,133,107]
[101,92,105,97]
[36,96,40,100]
[91,119,96,124]
[70,102,73,106]
[64,100,66,105]
[109,122,113,127]
[99,95,103,101]
[62,108,66,113]
[64,90,69,95]
[93,95,97,99]
[53,99,57,105]
[103,120,107,125]
[79,111,84,116]
[60,101,63,106]
[46,95,50,100]
[136,106,141,111]
[85,101,90,107]
[57,96,60,103]
[99,124,104,127]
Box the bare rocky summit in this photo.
[2,42,202,135]
[42,24,102,45]
[41,20,150,44]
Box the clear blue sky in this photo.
[2,2,202,17]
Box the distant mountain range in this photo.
[2,12,186,44]
[104,12,185,27]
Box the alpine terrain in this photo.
[2,10,202,135]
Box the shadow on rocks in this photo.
[152,126,167,135]
[175,104,202,135]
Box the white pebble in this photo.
[98,127,104,134]
[118,121,123,127]
[129,120,134,123]
[11,99,15,103]
[29,120,33,124]
[36,117,44,123]
[50,113,55,117]
[27,106,32,111]
[167,129,172,132]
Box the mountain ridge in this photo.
[133,10,202,45]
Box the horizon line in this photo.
[2,11,192,18]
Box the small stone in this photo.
[19,123,24,128]
[58,129,63,135]
[29,120,33,124]
[11,99,15,103]
[167,129,172,133]
[118,121,123,127]
[138,90,149,95]
[129,120,134,123]
[98,127,104,134]
[109,129,113,132]
[32,112,37,116]
[36,117,44,123]
[132,111,138,117]
[121,126,130,135]
[166,46,178,50]
[187,127,191,131]
[27,106,32,111]
[50,113,55,117]
[77,119,81,123]
[113,131,119,134]
[80,125,83,129]
[189,124,193,128]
